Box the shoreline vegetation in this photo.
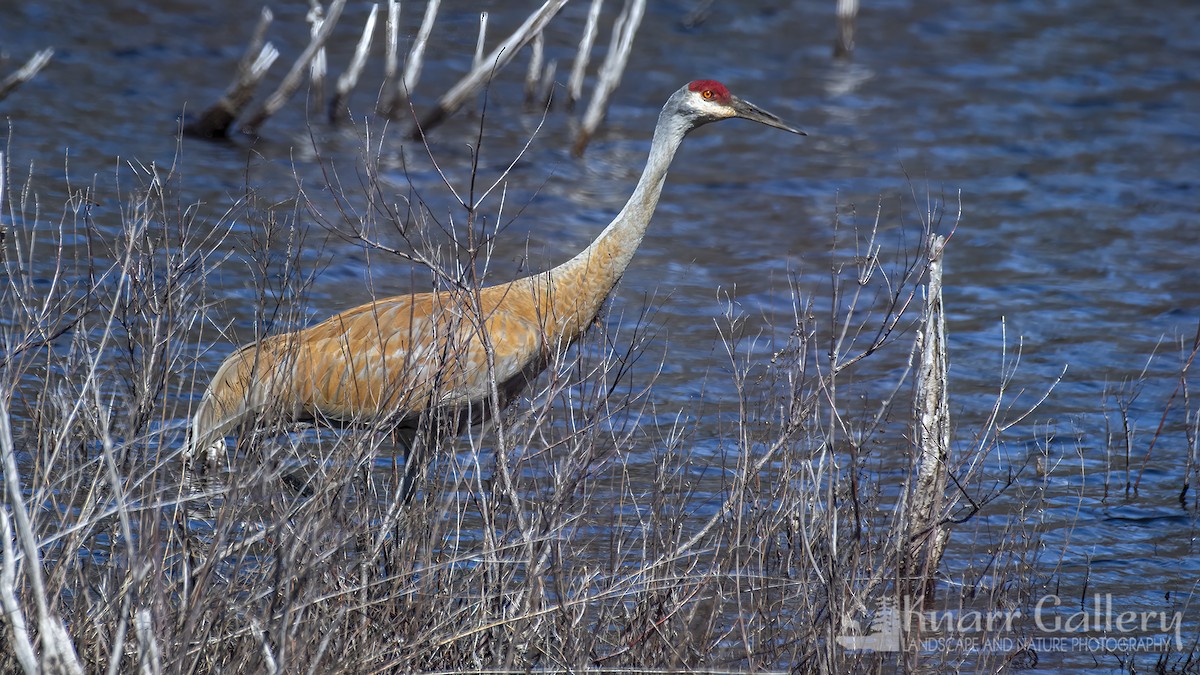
[1,2,1196,672]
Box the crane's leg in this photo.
[395,427,426,506]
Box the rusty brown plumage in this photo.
[184,80,804,475]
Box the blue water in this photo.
[2,0,1198,670]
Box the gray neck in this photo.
[551,101,692,286]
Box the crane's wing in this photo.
[186,283,551,465]
[282,288,545,424]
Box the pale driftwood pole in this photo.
[572,0,646,156]
[566,0,603,111]
[523,32,545,106]
[413,0,570,137]
[241,0,347,136]
[473,12,489,69]
[0,48,53,103]
[389,0,441,117]
[184,9,278,138]
[408,0,441,86]
[536,59,557,109]
[906,233,950,600]
[330,3,380,122]
[833,0,859,58]
[376,0,401,116]
[307,2,330,106]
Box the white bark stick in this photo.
[0,48,54,102]
[413,0,569,136]
[907,233,951,594]
[184,9,277,138]
[331,3,380,121]
[572,0,645,155]
[241,0,348,135]
[566,0,603,111]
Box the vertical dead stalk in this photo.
[0,48,54,102]
[241,0,348,136]
[404,0,442,96]
[413,0,569,137]
[571,0,645,156]
[833,0,859,58]
[473,12,489,69]
[377,0,400,116]
[906,233,950,599]
[523,32,545,105]
[330,3,380,122]
[183,9,277,139]
[0,507,37,673]
[307,3,330,106]
[566,0,603,111]
[0,399,85,675]
[382,0,441,119]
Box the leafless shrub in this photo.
[1104,325,1200,505]
[0,112,1122,673]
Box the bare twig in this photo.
[0,509,37,674]
[0,48,54,102]
[184,9,278,138]
[1,399,84,675]
[833,0,859,58]
[566,0,603,110]
[572,0,645,156]
[413,0,569,137]
[330,3,380,122]
[241,0,348,136]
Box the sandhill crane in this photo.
[184,79,804,495]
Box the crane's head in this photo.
[674,80,805,136]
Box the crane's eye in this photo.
[701,89,714,100]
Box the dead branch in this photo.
[241,0,348,136]
[403,0,442,104]
[833,0,859,58]
[1,401,84,674]
[523,32,545,106]
[473,12,489,69]
[566,0,603,111]
[413,0,569,138]
[906,232,950,599]
[183,8,277,139]
[377,0,400,116]
[572,0,645,156]
[307,2,331,105]
[0,48,53,103]
[329,3,380,123]
[380,0,441,119]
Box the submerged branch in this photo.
[0,48,54,103]
[413,0,569,138]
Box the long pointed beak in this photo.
[731,96,806,135]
